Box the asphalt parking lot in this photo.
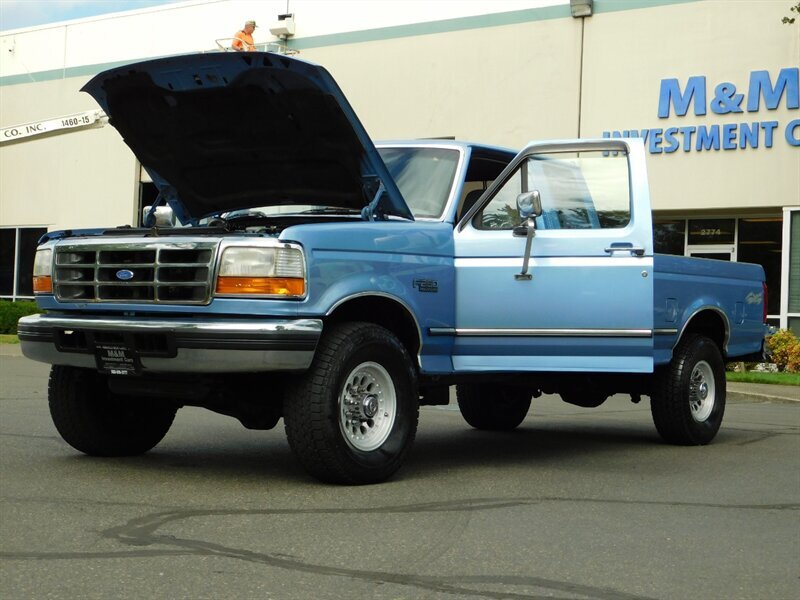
[1,354,798,600]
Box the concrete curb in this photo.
[727,383,799,404]
[727,391,798,403]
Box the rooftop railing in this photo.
[213,38,298,55]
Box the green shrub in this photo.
[0,300,41,334]
[766,329,800,374]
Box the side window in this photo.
[456,154,513,222]
[476,151,631,230]
[476,170,523,230]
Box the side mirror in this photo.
[513,190,542,281]
[517,190,542,220]
[142,205,176,228]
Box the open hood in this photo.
[82,52,413,223]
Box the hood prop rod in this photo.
[361,182,388,222]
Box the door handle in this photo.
[604,243,645,256]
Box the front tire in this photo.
[650,334,726,445]
[283,322,418,484]
[456,384,531,431]
[48,366,176,456]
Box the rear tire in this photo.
[456,384,531,431]
[48,365,176,456]
[283,322,418,484]
[650,334,726,445]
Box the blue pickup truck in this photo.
[18,53,767,484]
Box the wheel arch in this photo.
[676,307,730,357]
[325,293,422,366]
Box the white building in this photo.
[1,0,798,331]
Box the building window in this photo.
[654,220,685,255]
[738,218,782,319]
[655,215,784,327]
[0,230,14,295]
[0,227,48,300]
[784,209,800,336]
[687,219,736,245]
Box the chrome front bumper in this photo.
[18,314,322,373]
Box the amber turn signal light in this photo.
[33,275,52,294]
[215,276,305,296]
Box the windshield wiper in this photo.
[300,207,361,215]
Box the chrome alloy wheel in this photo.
[689,360,715,422]
[339,362,397,451]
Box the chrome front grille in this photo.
[53,241,218,304]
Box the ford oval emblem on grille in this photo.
[116,269,134,281]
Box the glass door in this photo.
[687,246,735,261]
[686,218,736,261]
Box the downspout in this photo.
[577,15,585,137]
[569,0,594,137]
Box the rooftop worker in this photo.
[232,20,257,51]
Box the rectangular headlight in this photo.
[33,248,53,294]
[216,246,305,297]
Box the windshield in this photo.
[378,147,459,219]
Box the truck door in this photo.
[450,139,654,373]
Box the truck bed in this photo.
[653,254,765,366]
